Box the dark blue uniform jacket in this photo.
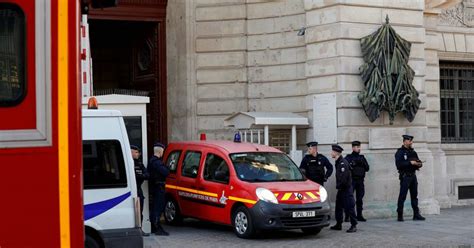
[345,152,369,179]
[148,155,170,185]
[299,153,333,182]
[335,156,352,190]
[395,146,420,173]
[134,159,149,197]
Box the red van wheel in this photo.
[232,206,255,238]
[164,198,182,225]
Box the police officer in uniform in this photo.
[148,142,170,236]
[131,145,149,229]
[299,141,333,186]
[395,135,425,222]
[344,141,369,222]
[330,144,357,233]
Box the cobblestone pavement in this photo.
[144,207,474,248]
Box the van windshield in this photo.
[230,152,304,182]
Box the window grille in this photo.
[440,62,474,143]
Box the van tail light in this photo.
[200,133,206,141]
[134,197,141,228]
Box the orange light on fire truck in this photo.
[87,97,98,109]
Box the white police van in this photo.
[82,109,143,248]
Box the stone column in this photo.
[424,8,451,208]
[167,0,198,140]
[304,0,440,217]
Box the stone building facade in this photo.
[166,0,474,217]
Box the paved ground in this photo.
[144,207,474,248]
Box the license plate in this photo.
[292,211,315,218]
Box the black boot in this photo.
[346,225,357,233]
[154,223,169,236]
[413,212,425,221]
[397,212,404,222]
[330,222,342,230]
[357,214,367,222]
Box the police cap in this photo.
[331,144,344,153]
[351,141,361,147]
[402,135,414,141]
[130,145,140,151]
[153,142,166,149]
[306,141,318,147]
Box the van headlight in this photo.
[256,188,278,204]
[319,186,328,202]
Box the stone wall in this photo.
[166,0,473,216]
[195,0,248,140]
[303,0,440,217]
[168,0,308,141]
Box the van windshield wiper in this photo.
[246,178,269,182]
[278,178,305,182]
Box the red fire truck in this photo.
[0,1,114,247]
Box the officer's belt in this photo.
[399,171,415,177]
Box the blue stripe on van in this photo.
[84,191,131,221]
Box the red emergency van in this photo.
[163,140,331,238]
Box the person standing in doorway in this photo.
[299,141,333,186]
[395,135,425,222]
[148,142,170,236]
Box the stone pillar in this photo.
[304,0,440,217]
[167,0,197,140]
[424,9,451,208]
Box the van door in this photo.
[83,139,135,229]
[83,116,136,230]
[176,150,205,218]
[198,152,232,224]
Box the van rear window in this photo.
[83,140,127,189]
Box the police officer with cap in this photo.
[344,141,369,222]
[330,144,357,233]
[299,141,333,186]
[395,135,425,222]
[148,142,170,235]
[131,145,149,232]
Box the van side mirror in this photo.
[214,170,229,182]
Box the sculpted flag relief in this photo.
[358,16,421,124]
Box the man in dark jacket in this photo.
[344,141,370,222]
[395,135,425,222]
[131,145,149,226]
[330,144,357,233]
[299,141,333,186]
[148,142,170,236]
